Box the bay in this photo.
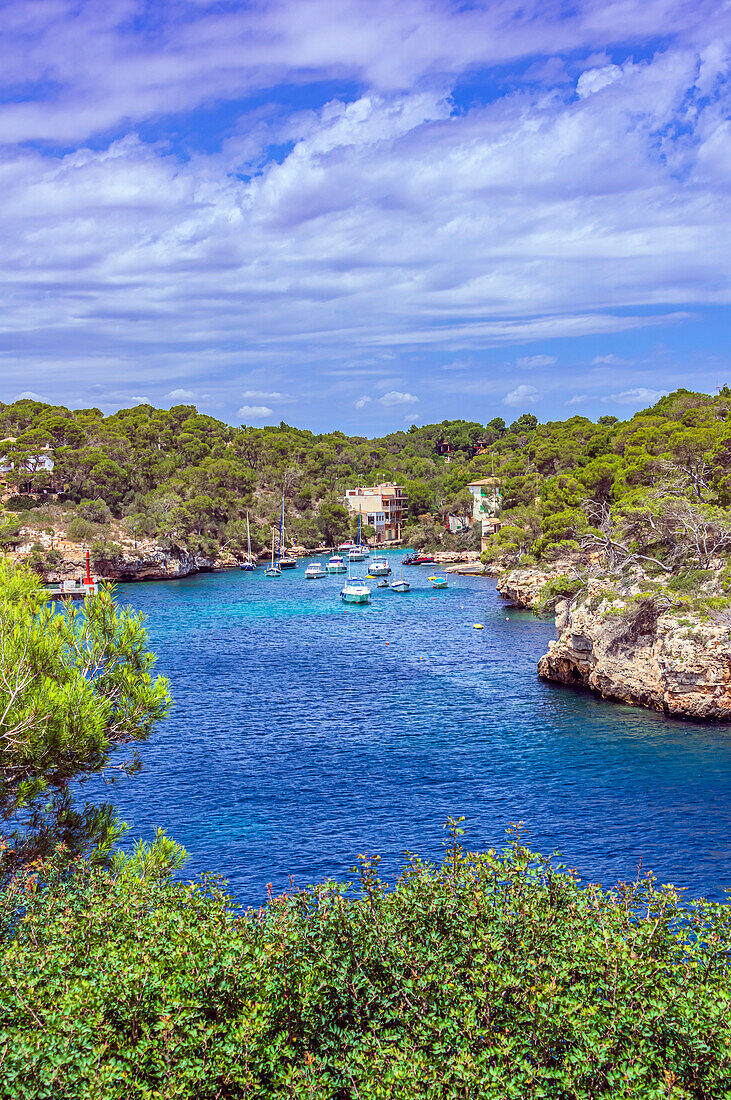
[88,550,731,906]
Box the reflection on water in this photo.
[86,553,731,906]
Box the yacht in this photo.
[369,557,391,576]
[340,578,371,604]
[240,511,256,570]
[327,555,347,573]
[279,555,298,569]
[348,547,368,562]
[305,562,327,579]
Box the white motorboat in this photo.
[369,557,391,576]
[429,574,448,589]
[340,579,371,604]
[348,548,368,562]
[327,555,347,573]
[305,562,327,579]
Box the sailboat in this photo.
[265,508,282,577]
[348,510,369,561]
[277,493,298,568]
[240,511,256,570]
[391,566,410,592]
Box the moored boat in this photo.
[265,524,282,578]
[369,557,391,576]
[429,574,448,589]
[240,511,256,570]
[279,556,298,568]
[391,568,410,592]
[327,555,347,573]
[305,562,327,579]
[340,579,371,604]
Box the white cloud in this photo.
[591,354,630,366]
[565,393,589,405]
[503,384,541,407]
[576,64,624,99]
[516,354,557,369]
[404,413,421,423]
[380,391,419,406]
[242,390,291,401]
[603,387,667,405]
[165,388,195,401]
[354,395,372,409]
[237,404,273,419]
[14,391,43,401]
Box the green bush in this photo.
[667,569,711,593]
[66,516,97,542]
[538,573,583,610]
[1,825,729,1099]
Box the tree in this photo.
[0,562,170,880]
[316,498,350,545]
[404,479,433,520]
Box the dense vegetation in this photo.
[2,819,730,1098]
[3,388,731,574]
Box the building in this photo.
[467,477,502,552]
[344,482,408,542]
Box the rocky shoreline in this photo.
[497,564,731,721]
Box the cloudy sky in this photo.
[2,0,730,431]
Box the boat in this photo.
[326,555,347,573]
[265,519,282,578]
[429,574,448,589]
[43,550,99,599]
[401,553,434,565]
[338,541,356,552]
[391,568,410,593]
[377,578,390,588]
[348,510,369,561]
[240,511,256,570]
[305,562,327,579]
[340,560,371,603]
[369,557,391,576]
[341,579,371,603]
[277,495,297,567]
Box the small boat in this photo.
[240,511,256,570]
[377,578,390,588]
[265,524,281,578]
[416,555,435,565]
[348,548,367,562]
[326,555,347,573]
[338,541,356,552]
[391,568,410,593]
[429,574,448,589]
[369,557,391,576]
[401,553,418,565]
[305,562,327,579]
[279,555,298,569]
[340,579,371,604]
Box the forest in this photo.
[2,387,731,577]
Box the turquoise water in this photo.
[91,551,731,905]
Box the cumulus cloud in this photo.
[565,394,589,405]
[516,354,557,369]
[503,384,541,407]
[237,405,273,419]
[354,395,372,409]
[603,387,667,405]
[165,388,195,401]
[0,2,726,413]
[380,391,419,406]
[14,391,43,401]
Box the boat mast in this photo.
[278,494,285,564]
[246,511,251,562]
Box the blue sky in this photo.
[1,0,729,431]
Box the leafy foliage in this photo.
[0,824,729,1098]
[0,562,170,880]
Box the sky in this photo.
[1,0,730,433]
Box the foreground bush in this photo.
[1,826,730,1099]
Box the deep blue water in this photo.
[88,552,731,906]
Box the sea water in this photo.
[88,551,731,905]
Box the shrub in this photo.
[667,569,712,593]
[0,826,729,1099]
[66,516,97,542]
[538,573,583,610]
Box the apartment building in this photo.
[343,482,408,541]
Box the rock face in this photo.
[538,594,731,720]
[498,564,731,721]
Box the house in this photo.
[344,482,408,541]
[467,477,502,552]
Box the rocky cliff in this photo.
[498,564,731,720]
